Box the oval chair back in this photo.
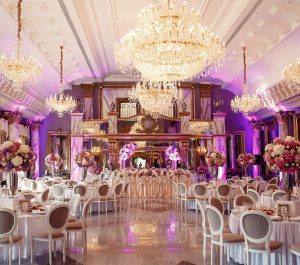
[234,194,254,208]
[247,189,260,203]
[209,196,224,215]
[73,185,87,198]
[41,188,50,202]
[68,195,81,218]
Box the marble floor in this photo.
[5,199,240,265]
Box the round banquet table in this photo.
[206,185,242,199]
[0,213,54,260]
[229,212,300,265]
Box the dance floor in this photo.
[5,199,241,265]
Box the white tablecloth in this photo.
[229,213,300,265]
[206,185,241,199]
[261,194,300,215]
[0,198,22,210]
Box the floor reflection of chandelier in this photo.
[231,47,262,116]
[45,46,76,118]
[114,0,224,82]
[129,79,182,116]
[283,58,300,87]
[189,120,210,133]
[0,0,42,89]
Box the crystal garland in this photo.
[114,0,224,82]
[45,46,76,118]
[231,47,262,116]
[0,0,42,89]
[128,79,182,116]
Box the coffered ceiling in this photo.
[0,0,299,119]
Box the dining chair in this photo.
[178,182,195,211]
[289,243,300,265]
[73,184,87,201]
[122,182,130,207]
[194,184,207,212]
[66,180,77,188]
[206,205,244,265]
[254,176,263,182]
[265,184,279,192]
[272,190,286,205]
[22,192,36,201]
[28,180,37,192]
[231,176,240,180]
[197,200,211,259]
[171,181,179,207]
[96,184,110,213]
[66,199,92,249]
[234,194,255,208]
[68,195,81,222]
[226,179,235,186]
[247,189,260,203]
[243,184,256,194]
[31,204,70,265]
[40,188,50,202]
[235,180,243,187]
[240,210,283,265]
[216,184,232,213]
[209,196,225,215]
[0,208,22,265]
[268,177,279,185]
[108,183,123,212]
[52,184,65,202]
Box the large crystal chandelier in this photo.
[283,58,300,88]
[45,46,76,118]
[0,0,42,89]
[231,47,262,116]
[114,0,225,82]
[128,79,182,116]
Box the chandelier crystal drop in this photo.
[128,79,182,116]
[231,47,262,116]
[0,0,42,89]
[114,0,225,82]
[283,58,300,88]
[45,46,76,118]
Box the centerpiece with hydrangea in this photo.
[237,153,255,177]
[119,142,137,168]
[45,153,62,175]
[264,136,300,189]
[0,141,36,196]
[165,145,180,169]
[74,151,95,180]
[205,150,226,180]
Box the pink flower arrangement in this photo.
[119,142,137,164]
[0,141,36,172]
[88,165,101,175]
[74,151,95,168]
[197,164,208,174]
[264,136,300,173]
[237,153,255,167]
[45,153,62,168]
[205,151,226,168]
[165,145,181,161]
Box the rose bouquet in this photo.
[165,145,181,161]
[88,165,101,175]
[45,153,62,168]
[264,136,300,173]
[119,142,137,164]
[74,151,95,168]
[205,151,226,168]
[237,153,255,167]
[0,141,36,172]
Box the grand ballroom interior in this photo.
[0,0,300,264]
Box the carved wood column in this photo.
[108,140,118,170]
[81,83,95,119]
[108,111,118,134]
[213,112,226,180]
[200,84,212,119]
[179,111,190,133]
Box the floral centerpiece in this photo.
[45,153,62,175]
[0,141,36,196]
[237,153,255,177]
[88,165,101,175]
[119,142,137,167]
[165,145,181,161]
[205,150,226,180]
[264,136,300,190]
[74,151,95,180]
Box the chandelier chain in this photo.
[17,0,22,61]
[243,47,247,90]
[60,46,63,90]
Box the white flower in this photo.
[2,141,13,148]
[11,156,23,167]
[19,144,30,153]
[285,136,295,142]
[211,153,217,159]
[82,159,87,165]
[273,144,285,156]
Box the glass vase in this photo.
[8,171,18,197]
[243,166,250,178]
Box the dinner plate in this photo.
[32,210,47,215]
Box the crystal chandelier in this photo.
[189,120,210,133]
[129,79,182,117]
[231,47,262,116]
[114,0,225,82]
[82,120,106,134]
[0,0,42,89]
[45,46,76,118]
[283,58,300,88]
[90,146,102,156]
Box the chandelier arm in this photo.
[17,0,22,61]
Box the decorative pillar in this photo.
[276,111,291,139]
[6,111,22,142]
[179,141,189,167]
[179,111,191,133]
[207,137,213,153]
[230,133,237,169]
[81,83,94,119]
[70,113,84,181]
[108,111,118,134]
[212,112,226,180]
[108,140,118,170]
[30,121,42,179]
[250,121,262,177]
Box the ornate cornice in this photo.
[250,120,262,130]
[5,111,23,124]
[276,111,293,124]
[29,120,42,131]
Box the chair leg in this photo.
[19,242,21,265]
[49,242,52,265]
[62,239,66,263]
[9,245,12,265]
[31,239,34,263]
[210,243,214,265]
[203,235,206,259]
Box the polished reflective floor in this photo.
[7,199,239,265]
